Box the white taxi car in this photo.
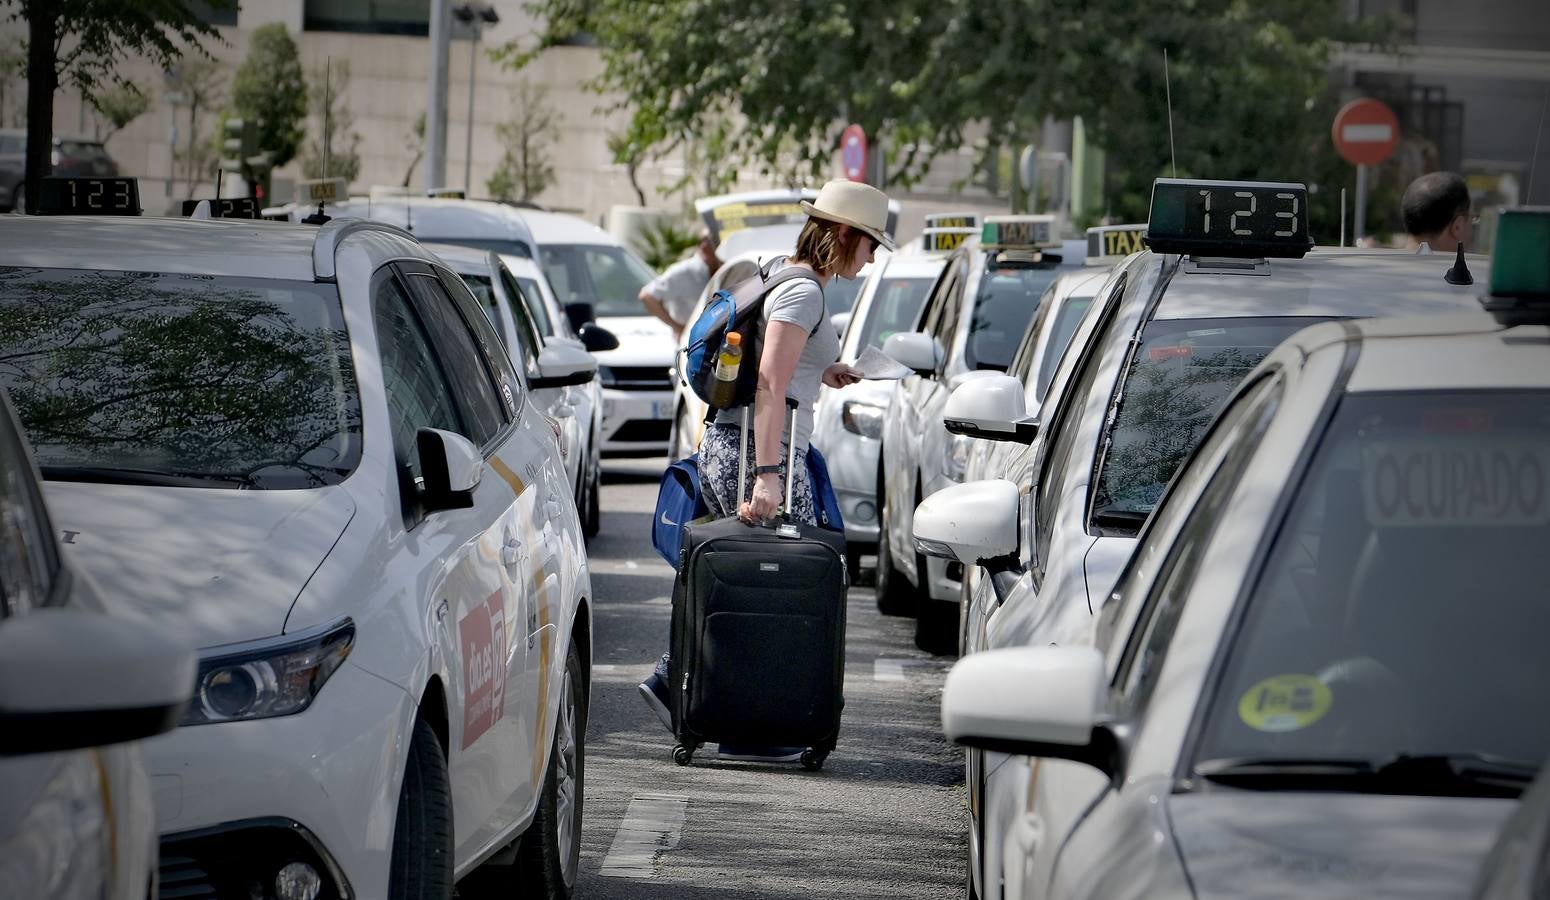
[877,216,1082,651]
[811,250,948,586]
[428,243,611,538]
[915,179,1489,900]
[936,207,1550,899]
[0,206,592,900]
[0,386,195,900]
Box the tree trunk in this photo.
[23,0,60,214]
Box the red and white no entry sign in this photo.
[841,123,867,182]
[1332,98,1401,167]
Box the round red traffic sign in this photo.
[841,124,867,182]
[1332,98,1400,166]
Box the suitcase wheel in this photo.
[800,749,827,771]
[672,743,694,766]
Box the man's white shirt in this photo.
[645,254,711,324]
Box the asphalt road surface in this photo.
[570,457,967,900]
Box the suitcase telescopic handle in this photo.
[737,398,801,525]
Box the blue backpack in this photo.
[679,258,821,413]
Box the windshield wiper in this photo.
[1091,506,1148,534]
[40,465,252,489]
[1194,752,1537,798]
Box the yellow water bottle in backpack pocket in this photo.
[707,331,743,409]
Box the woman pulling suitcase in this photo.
[639,180,896,763]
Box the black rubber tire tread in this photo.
[388,717,454,900]
[514,639,587,900]
[873,466,919,616]
[582,455,601,540]
[914,593,960,656]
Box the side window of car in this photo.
[370,271,464,497]
[498,272,545,378]
[0,411,59,619]
[919,256,962,335]
[1108,373,1284,713]
[433,266,524,419]
[1008,281,1058,382]
[401,270,509,446]
[1030,273,1129,568]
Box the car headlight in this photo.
[182,619,354,726]
[944,433,973,483]
[596,366,617,388]
[841,400,885,439]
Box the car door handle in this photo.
[502,535,523,567]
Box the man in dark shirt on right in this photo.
[1400,171,1474,253]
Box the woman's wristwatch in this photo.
[753,465,782,476]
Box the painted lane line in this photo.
[874,659,908,683]
[599,793,689,879]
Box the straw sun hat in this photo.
[799,180,897,251]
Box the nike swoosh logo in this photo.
[660,511,677,526]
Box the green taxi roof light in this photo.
[1485,208,1550,301]
[980,215,1056,250]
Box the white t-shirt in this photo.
[644,254,711,324]
[713,258,839,453]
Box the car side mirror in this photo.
[578,322,620,353]
[913,479,1020,568]
[941,645,1121,782]
[416,427,481,513]
[0,607,195,756]
[564,301,596,333]
[531,341,599,389]
[943,374,1040,443]
[830,311,851,337]
[883,332,943,377]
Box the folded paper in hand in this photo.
[853,345,913,380]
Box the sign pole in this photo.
[1354,164,1368,245]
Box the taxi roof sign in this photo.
[981,215,1057,250]
[426,187,466,199]
[1482,207,1550,310]
[1085,223,1146,263]
[921,226,977,253]
[36,176,140,216]
[299,177,347,205]
[924,211,980,230]
[1144,178,1313,259]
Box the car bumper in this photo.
[145,660,416,900]
[600,387,673,455]
[824,433,882,546]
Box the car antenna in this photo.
[1444,243,1473,285]
[301,58,334,226]
[1528,88,1548,202]
[1163,48,1177,178]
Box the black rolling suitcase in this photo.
[668,402,848,770]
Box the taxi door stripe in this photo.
[489,457,527,496]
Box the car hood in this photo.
[1169,791,1513,899]
[594,315,675,366]
[42,482,355,648]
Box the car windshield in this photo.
[854,276,936,352]
[1093,316,1322,521]
[422,236,532,258]
[1035,293,1097,402]
[540,242,656,318]
[0,267,360,489]
[964,263,1067,372]
[1194,390,1550,784]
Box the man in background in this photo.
[1401,171,1474,253]
[640,227,722,337]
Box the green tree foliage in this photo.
[635,216,699,271]
[499,0,1391,235]
[486,81,559,202]
[226,22,307,171]
[299,59,362,185]
[5,0,229,211]
[165,55,228,194]
[89,80,149,142]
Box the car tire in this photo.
[519,639,586,898]
[672,400,696,461]
[873,465,917,616]
[582,457,601,540]
[914,592,960,656]
[388,717,454,900]
[9,183,23,214]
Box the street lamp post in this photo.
[454,3,500,195]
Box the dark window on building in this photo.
[304,0,431,37]
[192,0,240,27]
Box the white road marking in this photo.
[874,659,908,683]
[599,793,690,878]
[625,559,639,569]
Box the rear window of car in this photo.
[1091,316,1323,523]
[1195,389,1550,779]
[540,243,655,318]
[853,276,936,352]
[0,267,361,489]
[964,263,1068,372]
[420,237,532,258]
[56,140,108,159]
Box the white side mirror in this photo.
[943,374,1039,443]
[883,332,943,376]
[913,479,1019,566]
[532,341,599,389]
[0,607,195,755]
[941,645,1117,778]
[416,427,482,512]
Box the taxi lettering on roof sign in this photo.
[36,176,140,216]
[426,187,466,199]
[299,177,347,204]
[707,200,805,236]
[1086,223,1146,260]
[1144,178,1313,258]
[1362,436,1550,527]
[922,226,977,252]
[924,211,980,230]
[980,214,1057,250]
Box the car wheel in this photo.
[9,182,23,214]
[672,400,696,460]
[873,465,916,616]
[582,456,601,540]
[520,639,586,897]
[388,717,453,900]
[914,593,960,656]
